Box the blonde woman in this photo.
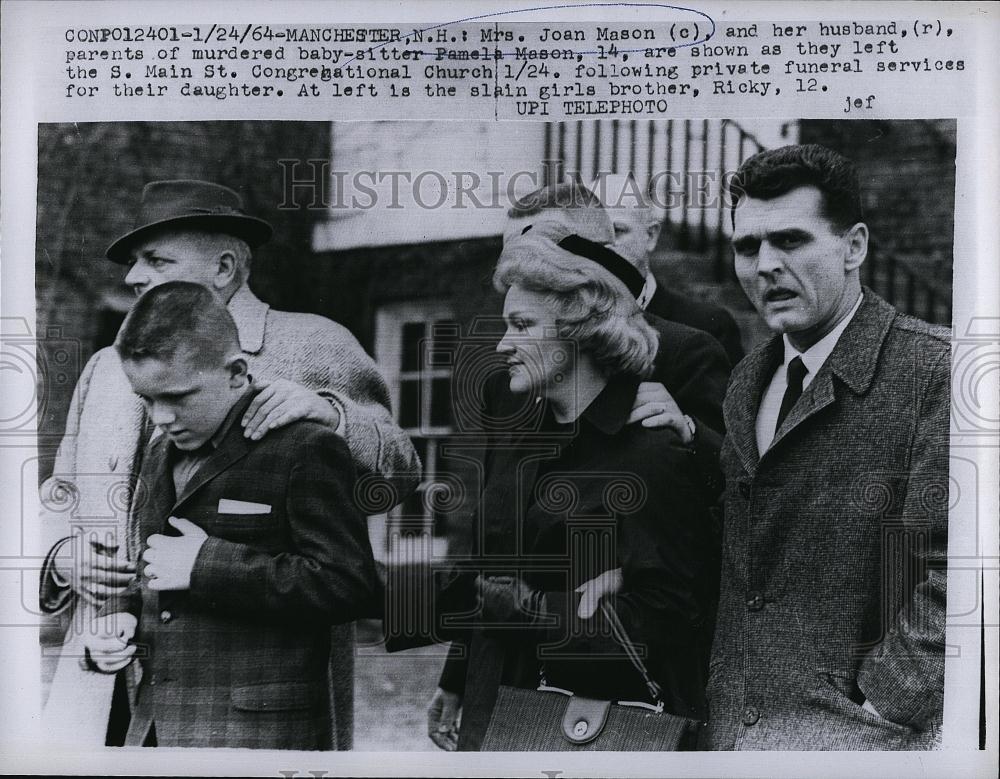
[426,224,719,750]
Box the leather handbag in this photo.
[480,602,702,751]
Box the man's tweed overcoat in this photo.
[704,290,950,750]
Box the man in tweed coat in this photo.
[39,180,418,747]
[705,145,950,749]
[87,282,380,748]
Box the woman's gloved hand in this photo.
[476,575,549,626]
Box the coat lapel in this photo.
[768,365,838,452]
[72,349,148,540]
[171,413,253,512]
[767,290,896,453]
[827,290,896,395]
[724,337,783,476]
[497,377,636,555]
[137,435,176,540]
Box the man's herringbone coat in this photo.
[102,391,381,749]
[704,290,950,750]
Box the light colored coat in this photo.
[704,290,950,750]
[40,285,418,747]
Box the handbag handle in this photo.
[537,597,664,707]
[598,600,664,705]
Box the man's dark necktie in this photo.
[775,356,808,434]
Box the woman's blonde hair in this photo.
[494,224,659,379]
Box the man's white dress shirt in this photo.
[755,292,864,454]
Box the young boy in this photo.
[86,281,380,749]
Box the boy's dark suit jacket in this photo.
[102,390,380,750]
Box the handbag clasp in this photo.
[561,695,611,745]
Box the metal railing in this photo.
[542,118,766,282]
[862,244,953,325]
[712,120,766,281]
[541,120,953,325]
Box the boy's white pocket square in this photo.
[217,498,272,515]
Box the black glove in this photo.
[476,575,549,626]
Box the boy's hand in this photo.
[241,378,341,441]
[84,613,138,673]
[143,517,208,591]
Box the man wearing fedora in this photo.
[39,180,419,748]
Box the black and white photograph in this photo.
[31,116,957,750]
[1,2,997,777]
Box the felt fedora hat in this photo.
[106,180,273,263]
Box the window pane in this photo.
[399,379,420,428]
[427,320,458,368]
[430,377,452,428]
[410,436,428,466]
[401,322,426,372]
[432,319,459,345]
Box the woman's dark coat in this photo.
[435,375,721,750]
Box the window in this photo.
[375,301,458,560]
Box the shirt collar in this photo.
[637,272,657,310]
[227,284,269,355]
[781,291,864,375]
